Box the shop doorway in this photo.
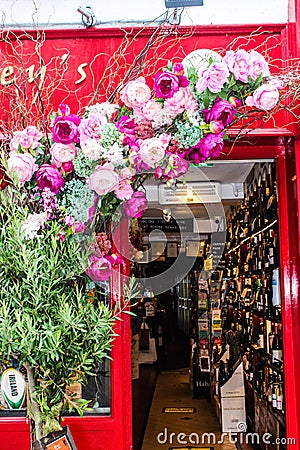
[131,148,298,450]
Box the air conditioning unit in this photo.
[158,182,222,204]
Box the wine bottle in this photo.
[271,323,283,364]
[257,318,265,348]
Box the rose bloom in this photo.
[122,191,148,218]
[61,161,74,175]
[223,50,251,83]
[88,163,119,196]
[36,164,64,194]
[50,142,77,167]
[248,50,270,80]
[25,125,43,142]
[120,77,151,109]
[79,113,105,140]
[203,99,236,126]
[138,137,166,168]
[114,179,134,201]
[7,152,38,183]
[196,62,229,93]
[154,71,180,99]
[52,114,81,144]
[85,255,112,282]
[245,84,279,111]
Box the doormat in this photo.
[162,407,197,413]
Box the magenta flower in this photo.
[122,191,148,218]
[154,71,180,99]
[36,164,64,194]
[187,133,224,163]
[52,114,81,144]
[203,99,236,127]
[85,255,112,282]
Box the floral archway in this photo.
[0,46,289,446]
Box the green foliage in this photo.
[0,187,116,437]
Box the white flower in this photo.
[87,102,118,120]
[81,138,105,161]
[21,212,46,240]
[105,142,124,165]
[152,110,174,130]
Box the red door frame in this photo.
[0,18,300,450]
[221,129,300,448]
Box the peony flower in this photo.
[203,99,236,126]
[209,120,224,133]
[136,100,163,121]
[245,84,279,111]
[7,152,38,183]
[50,142,77,168]
[154,71,180,99]
[73,222,86,233]
[196,62,230,93]
[173,62,185,75]
[88,163,119,196]
[248,50,270,80]
[85,255,112,282]
[120,77,151,109]
[138,137,166,168]
[36,164,64,194]
[164,88,198,118]
[79,113,105,140]
[187,133,224,163]
[52,114,81,144]
[223,49,251,83]
[122,191,148,218]
[61,161,74,175]
[155,153,190,180]
[114,179,134,201]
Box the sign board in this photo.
[162,407,197,413]
[32,426,77,450]
[165,0,203,7]
[140,217,194,233]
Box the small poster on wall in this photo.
[32,426,77,450]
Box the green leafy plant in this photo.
[0,186,137,443]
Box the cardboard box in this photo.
[221,396,246,432]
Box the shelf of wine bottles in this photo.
[210,161,286,446]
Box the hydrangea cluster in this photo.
[2,48,283,281]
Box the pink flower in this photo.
[268,77,284,90]
[50,142,77,168]
[64,216,75,226]
[187,133,224,163]
[25,125,42,142]
[155,154,190,180]
[224,50,251,83]
[173,63,185,75]
[196,62,229,93]
[248,50,270,80]
[73,222,86,233]
[61,161,74,175]
[138,137,166,168]
[122,191,148,218]
[164,88,198,118]
[119,167,136,180]
[210,120,224,133]
[36,164,64,194]
[114,179,134,201]
[79,113,105,140]
[88,163,118,196]
[120,77,151,109]
[203,99,236,126]
[58,103,71,116]
[85,255,112,282]
[52,114,81,144]
[7,152,38,183]
[137,100,163,121]
[245,84,279,111]
[154,71,180,99]
[9,131,24,152]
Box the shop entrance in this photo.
[131,139,299,450]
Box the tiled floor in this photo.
[142,368,251,450]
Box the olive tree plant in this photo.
[0,186,135,444]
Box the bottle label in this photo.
[272,349,283,362]
[277,396,283,410]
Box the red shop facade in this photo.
[1,6,300,450]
